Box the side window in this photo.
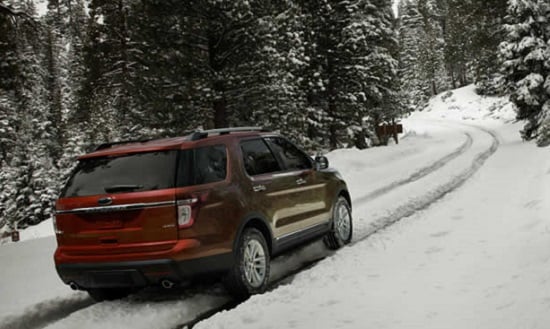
[177,145,227,187]
[195,145,227,184]
[265,137,313,171]
[240,139,281,176]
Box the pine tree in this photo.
[445,0,507,94]
[48,0,89,177]
[0,0,60,229]
[469,0,508,95]
[300,0,401,149]
[418,0,450,96]
[300,0,361,149]
[245,1,310,147]
[73,0,138,146]
[500,0,550,146]
[298,0,331,147]
[74,1,106,144]
[398,0,430,110]
[0,1,20,231]
[126,1,203,136]
[444,0,472,88]
[342,0,401,147]
[44,4,65,162]
[0,7,19,163]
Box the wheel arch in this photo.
[234,213,274,255]
[338,189,352,211]
[326,188,352,230]
[324,187,353,249]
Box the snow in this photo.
[1,85,549,328]
[41,294,228,329]
[0,218,53,245]
[198,124,549,329]
[33,0,48,17]
[19,218,54,242]
[392,0,399,17]
[0,237,77,321]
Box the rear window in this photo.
[61,151,177,197]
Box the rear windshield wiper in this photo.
[104,184,144,193]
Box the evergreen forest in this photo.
[0,0,549,230]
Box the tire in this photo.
[324,196,353,250]
[224,228,270,298]
[87,288,132,302]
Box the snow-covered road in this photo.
[1,86,548,329]
[349,119,499,241]
[199,122,548,329]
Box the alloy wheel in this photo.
[335,201,352,241]
[243,239,267,288]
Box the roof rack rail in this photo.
[189,127,265,141]
[95,139,152,151]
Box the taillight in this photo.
[52,213,63,234]
[177,198,198,228]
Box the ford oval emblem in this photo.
[98,197,113,206]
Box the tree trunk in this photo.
[329,119,338,149]
[208,25,228,129]
[326,46,338,150]
[354,129,368,149]
[213,83,227,128]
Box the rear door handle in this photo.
[296,178,307,185]
[253,185,267,192]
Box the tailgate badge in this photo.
[98,197,113,206]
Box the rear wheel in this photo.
[87,288,132,302]
[324,196,353,250]
[224,228,270,298]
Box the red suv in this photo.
[54,127,352,300]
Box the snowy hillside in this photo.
[1,85,549,329]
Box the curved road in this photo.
[0,120,500,329]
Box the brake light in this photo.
[177,198,198,228]
[52,213,63,234]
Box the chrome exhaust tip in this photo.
[68,281,80,290]
[161,279,175,289]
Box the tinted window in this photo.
[240,139,281,176]
[265,137,313,171]
[177,145,227,186]
[62,151,177,197]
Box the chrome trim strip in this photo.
[266,183,325,197]
[275,222,329,241]
[55,200,176,215]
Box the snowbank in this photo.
[424,85,516,122]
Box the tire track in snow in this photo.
[353,124,500,242]
[177,257,325,329]
[0,295,94,329]
[353,132,473,204]
[178,125,499,329]
[9,124,498,329]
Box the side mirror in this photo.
[315,155,329,170]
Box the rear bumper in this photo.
[56,253,233,289]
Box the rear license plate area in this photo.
[89,270,145,287]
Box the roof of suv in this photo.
[80,128,271,160]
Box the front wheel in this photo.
[324,196,353,250]
[224,228,270,298]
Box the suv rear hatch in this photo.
[55,150,179,258]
